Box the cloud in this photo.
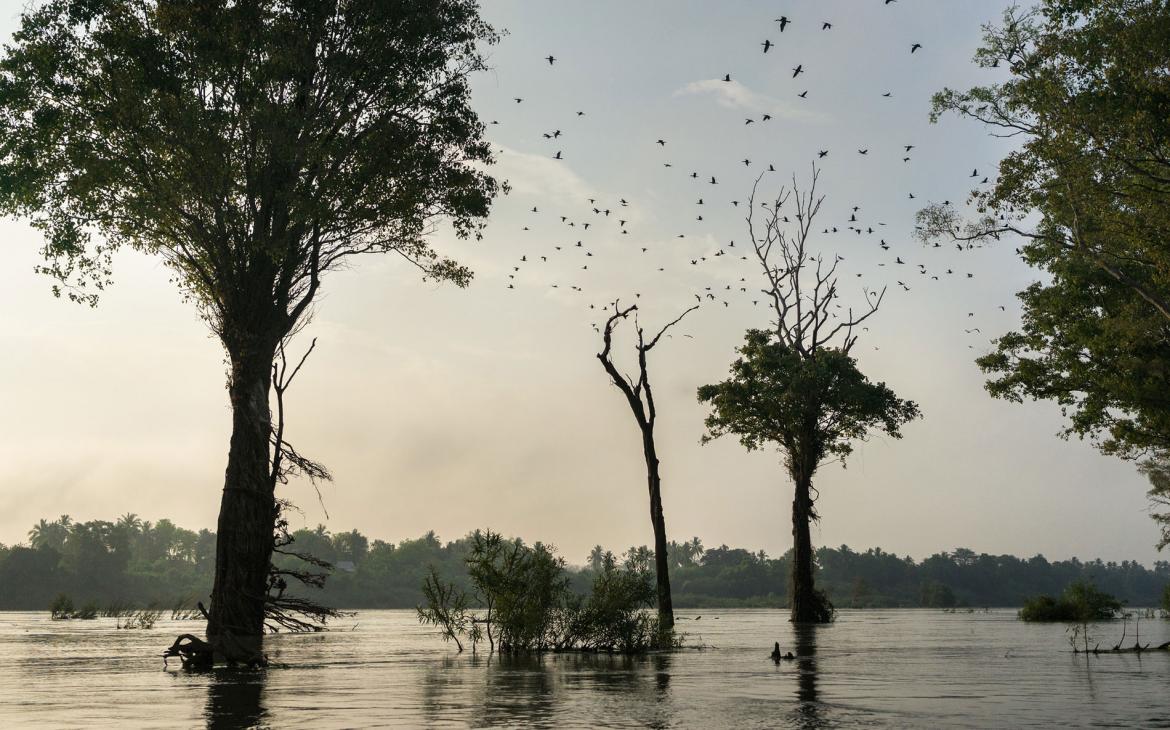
[489,145,598,207]
[674,79,826,122]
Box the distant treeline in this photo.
[2,515,1168,610]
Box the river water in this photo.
[1,608,1167,728]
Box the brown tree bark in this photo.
[642,428,674,633]
[788,428,832,623]
[789,467,819,623]
[205,341,279,664]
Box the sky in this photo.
[0,0,1163,566]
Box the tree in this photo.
[597,302,698,635]
[1140,454,1170,551]
[915,2,1170,464]
[0,0,500,664]
[698,168,920,622]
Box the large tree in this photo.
[916,1,1170,460]
[0,0,499,663]
[699,170,920,623]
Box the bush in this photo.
[1019,580,1121,622]
[418,529,671,654]
[49,593,74,620]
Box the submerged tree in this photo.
[698,169,920,623]
[0,0,499,663]
[915,3,1170,465]
[597,302,697,635]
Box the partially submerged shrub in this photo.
[117,608,161,630]
[1019,580,1122,622]
[49,594,74,620]
[418,529,674,654]
[49,594,96,620]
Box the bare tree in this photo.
[597,302,698,635]
[747,166,885,357]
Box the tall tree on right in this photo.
[914,1,1170,543]
[698,168,920,623]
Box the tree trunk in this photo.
[643,428,674,633]
[789,465,826,623]
[205,343,278,664]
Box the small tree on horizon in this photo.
[698,168,920,623]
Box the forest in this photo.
[3,515,1167,612]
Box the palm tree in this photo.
[116,513,142,534]
[27,519,52,549]
[686,537,705,566]
[588,545,606,572]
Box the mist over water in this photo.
[3,609,1168,728]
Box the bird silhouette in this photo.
[911,43,922,53]
[762,39,774,53]
[792,64,804,77]
[776,16,790,31]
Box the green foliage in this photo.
[1019,580,1122,622]
[7,516,1170,611]
[920,581,958,609]
[49,593,97,620]
[49,593,74,620]
[417,566,471,652]
[1141,454,1170,551]
[417,530,667,654]
[0,0,500,326]
[920,1,1170,461]
[698,330,920,467]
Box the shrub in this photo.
[1019,580,1121,622]
[418,529,671,654]
[49,594,74,620]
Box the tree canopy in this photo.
[0,0,501,325]
[916,0,1170,459]
[4,514,1167,611]
[698,329,920,470]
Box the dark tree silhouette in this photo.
[699,168,919,623]
[597,302,698,635]
[0,0,500,664]
[916,3,1170,482]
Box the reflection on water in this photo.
[204,669,267,730]
[2,609,1169,728]
[792,622,821,728]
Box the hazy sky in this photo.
[0,1,1162,565]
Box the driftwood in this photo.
[163,633,215,670]
[1075,641,1170,655]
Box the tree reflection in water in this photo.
[203,669,267,730]
[791,623,823,729]
[419,651,676,727]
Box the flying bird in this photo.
[776,16,790,31]
[911,43,922,53]
[792,64,804,77]
[762,39,774,53]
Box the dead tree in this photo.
[264,337,349,636]
[597,302,698,635]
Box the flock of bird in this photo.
[479,4,1010,354]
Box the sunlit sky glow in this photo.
[0,1,1160,565]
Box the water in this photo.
[1,609,1167,728]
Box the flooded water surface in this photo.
[2,609,1168,728]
